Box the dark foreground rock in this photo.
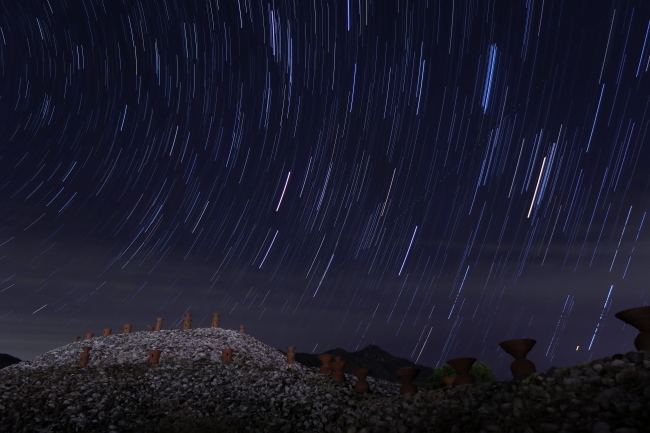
[0,329,649,432]
[0,353,20,369]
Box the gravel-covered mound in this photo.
[1,328,649,432]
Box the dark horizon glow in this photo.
[1,0,649,381]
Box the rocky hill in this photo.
[0,328,648,432]
[0,353,21,369]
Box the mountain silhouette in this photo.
[0,353,21,369]
[282,345,434,384]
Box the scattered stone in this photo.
[0,328,648,432]
[593,421,612,433]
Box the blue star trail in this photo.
[0,0,649,380]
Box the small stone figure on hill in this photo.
[147,318,164,331]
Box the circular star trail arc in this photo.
[0,0,649,379]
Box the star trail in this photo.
[1,0,650,380]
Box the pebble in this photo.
[593,422,612,433]
[535,423,560,433]
[0,328,649,432]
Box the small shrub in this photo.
[412,381,429,389]
[470,361,497,383]
[425,361,496,390]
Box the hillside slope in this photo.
[0,329,648,432]
[0,353,20,369]
[290,344,434,384]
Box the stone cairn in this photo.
[221,348,233,364]
[395,367,420,395]
[78,347,91,367]
[148,350,162,364]
[499,338,537,379]
[74,312,253,367]
[331,356,346,383]
[352,368,371,393]
[173,313,193,330]
[286,346,296,364]
[147,318,164,331]
[615,306,650,351]
[316,354,333,375]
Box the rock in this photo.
[0,329,649,433]
[581,404,600,415]
[536,423,560,432]
[627,401,642,413]
[594,388,623,410]
[593,422,612,433]
[0,354,21,370]
[615,367,638,385]
[601,378,616,386]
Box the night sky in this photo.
[1,0,649,381]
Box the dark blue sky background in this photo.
[1,0,649,380]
